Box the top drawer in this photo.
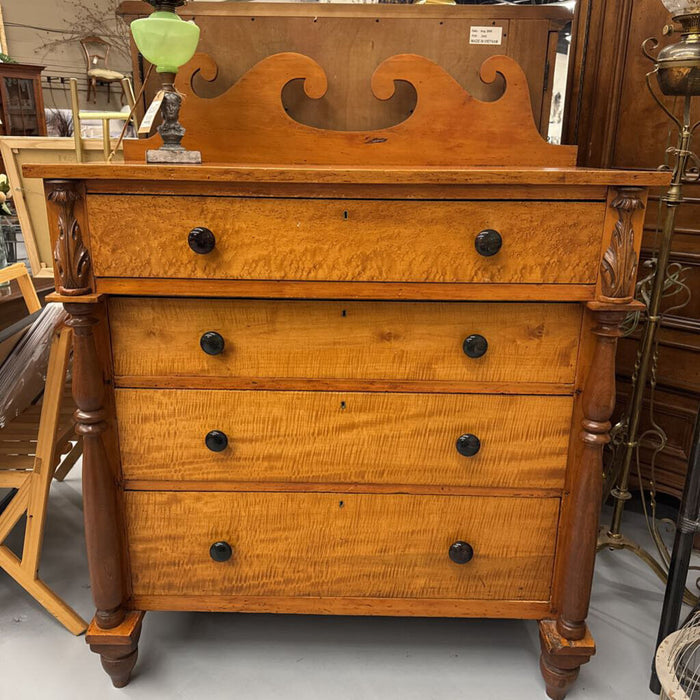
[87,196,604,285]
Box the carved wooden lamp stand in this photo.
[597,2,700,591]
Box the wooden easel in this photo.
[0,263,86,634]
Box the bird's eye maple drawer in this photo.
[115,389,572,489]
[108,298,582,387]
[87,195,604,284]
[124,491,560,601]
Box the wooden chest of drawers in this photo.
[27,52,668,697]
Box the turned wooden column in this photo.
[47,179,142,687]
[539,305,626,700]
[557,306,625,640]
[64,302,125,629]
[540,186,646,700]
[47,178,126,629]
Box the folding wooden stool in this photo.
[0,263,86,634]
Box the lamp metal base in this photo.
[146,148,202,165]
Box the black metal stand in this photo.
[650,408,700,694]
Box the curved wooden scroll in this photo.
[125,52,577,167]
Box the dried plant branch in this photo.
[34,0,131,66]
[46,108,74,137]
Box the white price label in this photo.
[469,26,503,46]
[138,89,165,135]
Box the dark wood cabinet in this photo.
[0,63,46,137]
[567,0,700,500]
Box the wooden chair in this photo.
[69,78,138,161]
[0,263,86,634]
[80,36,126,104]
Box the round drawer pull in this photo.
[462,334,488,359]
[456,433,481,457]
[200,331,225,356]
[205,430,228,452]
[474,229,502,257]
[449,540,474,565]
[188,227,216,255]
[209,541,233,562]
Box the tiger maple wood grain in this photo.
[125,491,559,600]
[23,162,671,187]
[88,196,603,284]
[128,594,552,619]
[100,278,597,302]
[124,53,577,167]
[115,389,572,488]
[109,298,582,385]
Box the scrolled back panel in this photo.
[124,52,577,167]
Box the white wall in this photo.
[3,0,133,111]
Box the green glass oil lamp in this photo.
[131,0,201,163]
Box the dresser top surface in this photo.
[23,163,670,188]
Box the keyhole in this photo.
[340,401,347,410]
[341,309,347,317]
[343,210,349,220]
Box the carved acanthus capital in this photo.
[49,181,91,296]
[600,188,644,301]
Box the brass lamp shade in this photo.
[656,10,700,96]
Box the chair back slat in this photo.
[80,36,112,70]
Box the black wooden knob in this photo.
[474,229,502,257]
[449,541,474,565]
[200,331,225,355]
[456,433,481,457]
[462,334,488,359]
[205,430,228,452]
[188,227,216,254]
[209,541,233,562]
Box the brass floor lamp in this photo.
[597,1,700,600]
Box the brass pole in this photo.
[606,97,694,539]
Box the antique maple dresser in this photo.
[26,53,667,698]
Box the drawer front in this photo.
[116,389,572,489]
[88,196,603,284]
[125,491,559,600]
[110,298,582,386]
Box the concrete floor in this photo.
[0,468,690,700]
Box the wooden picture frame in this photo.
[0,136,123,277]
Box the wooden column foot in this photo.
[86,611,145,688]
[538,619,595,700]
